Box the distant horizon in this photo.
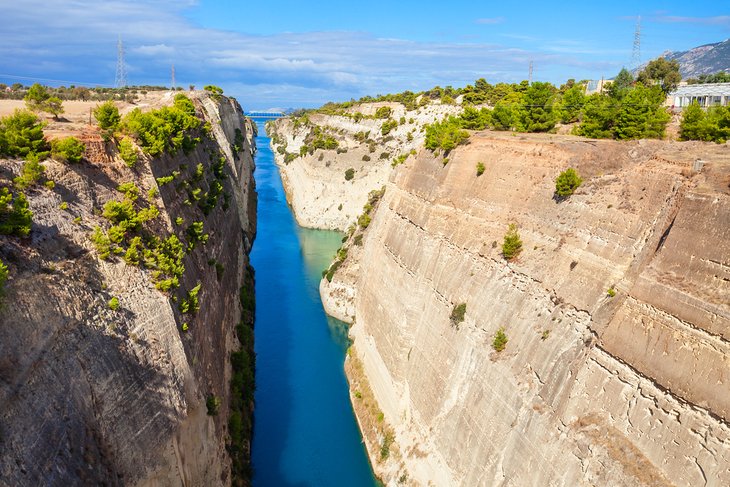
[1,0,728,109]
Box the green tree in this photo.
[491,103,514,131]
[51,137,85,163]
[607,68,634,99]
[24,84,64,119]
[614,84,669,140]
[94,101,121,130]
[0,188,33,236]
[637,57,681,94]
[576,94,617,139]
[558,85,585,123]
[679,102,708,141]
[502,223,523,260]
[519,82,557,132]
[0,110,49,158]
[23,83,50,112]
[555,168,583,197]
[14,154,46,189]
[118,137,139,167]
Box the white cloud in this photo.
[0,0,624,108]
[475,17,505,25]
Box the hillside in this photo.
[0,92,257,486]
[663,38,730,77]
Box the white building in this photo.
[669,83,730,108]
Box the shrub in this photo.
[679,103,730,143]
[345,168,355,181]
[362,154,371,161]
[555,168,582,197]
[108,296,120,310]
[502,223,523,260]
[450,303,466,326]
[607,288,616,297]
[492,327,508,351]
[0,259,8,308]
[476,162,485,176]
[24,83,65,119]
[424,118,469,153]
[381,119,398,136]
[358,213,371,228]
[204,85,224,100]
[0,188,33,236]
[0,109,49,158]
[206,394,221,416]
[121,95,201,156]
[380,431,395,460]
[119,137,139,168]
[93,101,121,130]
[59,201,68,210]
[179,283,202,314]
[391,154,407,168]
[374,106,392,119]
[13,154,46,189]
[51,137,85,164]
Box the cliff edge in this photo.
[0,92,256,486]
[306,127,730,485]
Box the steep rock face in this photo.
[269,102,461,231]
[331,132,730,485]
[0,93,256,486]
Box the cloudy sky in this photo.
[0,0,727,109]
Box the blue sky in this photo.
[0,0,727,109]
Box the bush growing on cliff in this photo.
[108,296,120,311]
[204,85,224,101]
[424,118,469,153]
[0,259,8,308]
[179,283,202,314]
[13,154,46,189]
[0,110,49,159]
[492,327,508,352]
[476,162,485,176]
[381,119,398,136]
[118,137,139,168]
[0,188,33,237]
[345,168,355,181]
[450,303,466,327]
[502,223,523,261]
[93,101,121,130]
[554,168,582,198]
[51,136,85,164]
[206,394,221,416]
[121,94,201,156]
[374,106,392,119]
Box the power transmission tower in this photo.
[528,61,533,84]
[115,35,127,88]
[631,16,642,72]
[171,64,176,90]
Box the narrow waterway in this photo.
[250,119,379,487]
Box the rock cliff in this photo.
[268,102,461,231]
[311,128,729,485]
[0,92,256,486]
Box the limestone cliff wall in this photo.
[328,132,730,486]
[0,93,256,486]
[269,102,461,231]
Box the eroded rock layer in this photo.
[329,132,729,486]
[0,93,256,486]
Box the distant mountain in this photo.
[661,39,730,78]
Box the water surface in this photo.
[250,119,378,487]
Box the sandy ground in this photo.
[0,91,183,139]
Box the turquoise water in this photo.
[250,119,379,487]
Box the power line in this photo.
[0,73,112,87]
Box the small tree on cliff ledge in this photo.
[555,168,582,198]
[502,223,523,261]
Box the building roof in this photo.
[671,83,730,97]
